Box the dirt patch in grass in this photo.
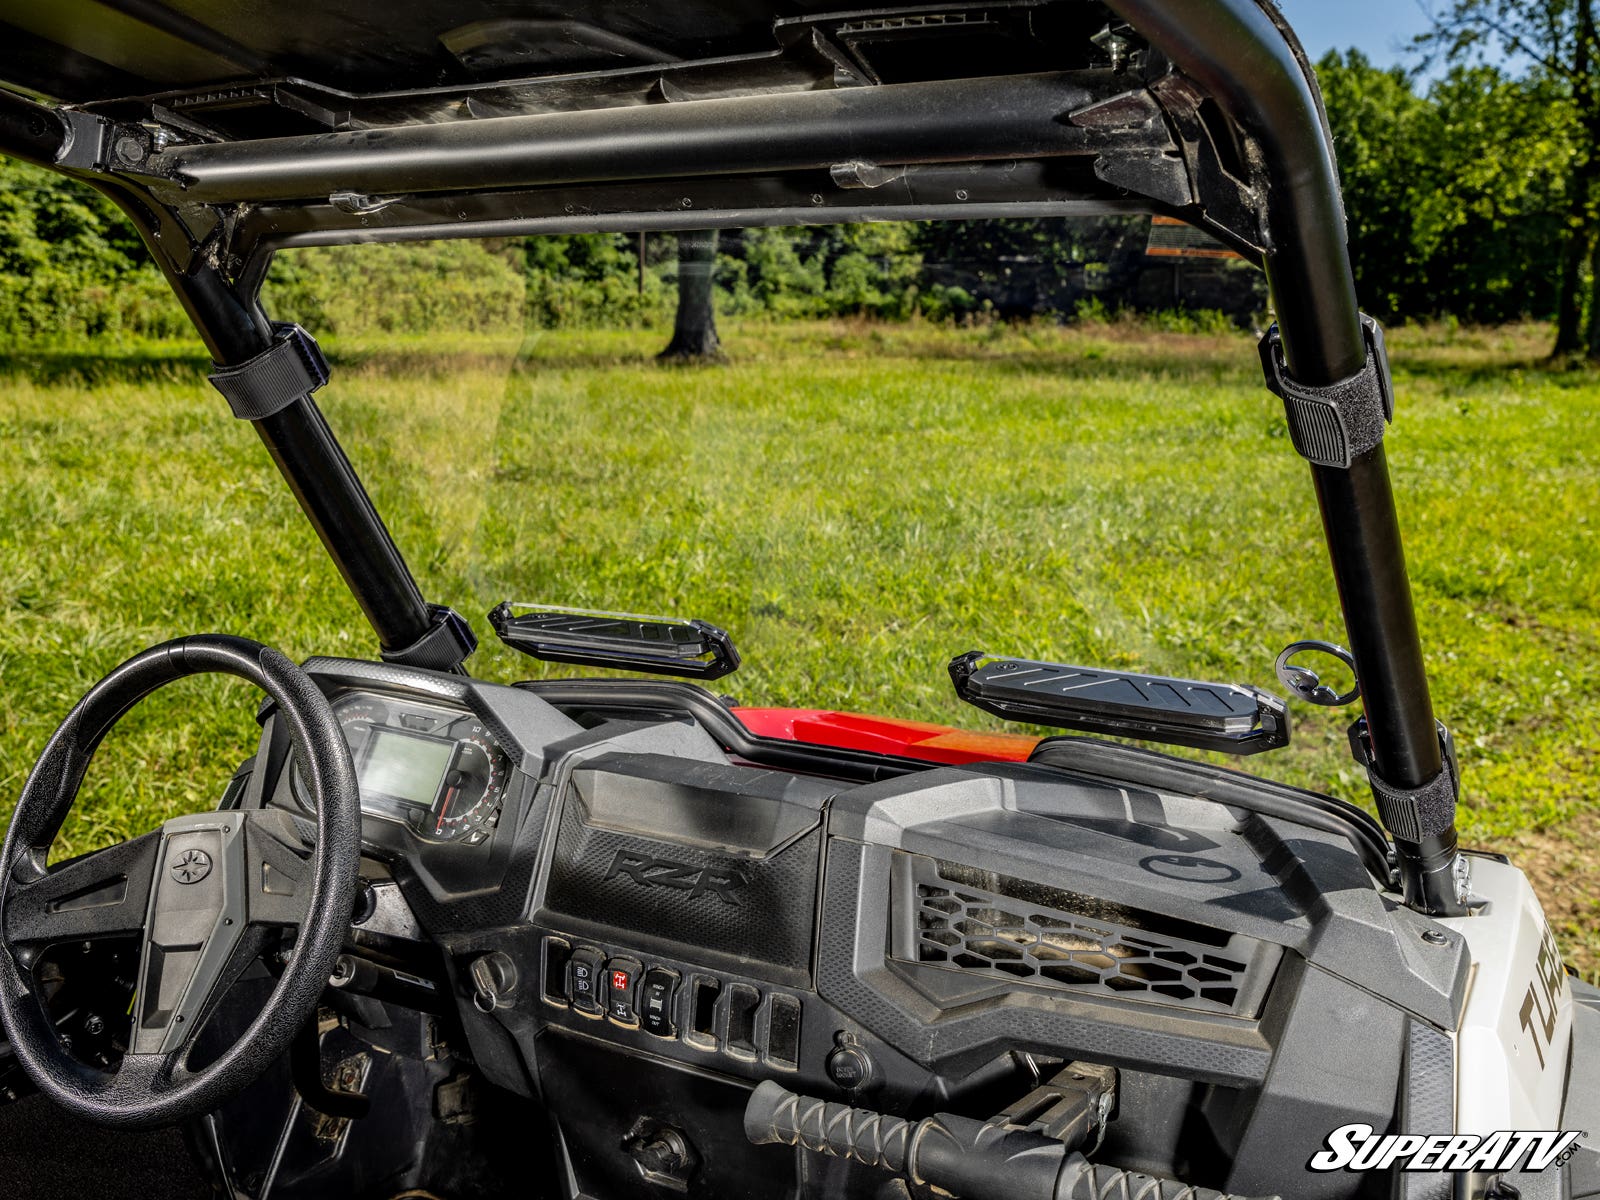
[1506,812,1600,981]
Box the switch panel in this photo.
[542,934,802,1073]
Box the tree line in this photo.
[1319,50,1573,328]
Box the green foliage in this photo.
[1316,51,1432,318]
[0,158,186,339]
[718,224,923,318]
[1415,66,1575,318]
[263,241,528,335]
[472,221,1136,327]
[1072,295,1113,325]
[1141,308,1241,335]
[521,233,674,329]
[721,227,827,314]
[1405,0,1600,352]
[0,158,1251,337]
[1319,50,1576,323]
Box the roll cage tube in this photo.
[1103,0,1463,915]
[0,0,1461,911]
[0,92,472,672]
[161,265,476,673]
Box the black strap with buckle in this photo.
[1260,314,1394,469]
[1349,718,1460,843]
[207,323,330,421]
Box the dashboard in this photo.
[227,656,1469,1200]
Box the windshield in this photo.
[259,224,1357,786]
[5,215,1594,961]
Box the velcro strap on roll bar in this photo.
[1349,719,1459,842]
[1259,314,1394,469]
[207,323,330,421]
[379,605,478,673]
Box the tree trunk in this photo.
[1554,203,1588,356]
[1558,0,1596,357]
[1586,225,1600,360]
[658,230,721,361]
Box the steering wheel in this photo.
[0,635,360,1129]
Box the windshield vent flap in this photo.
[890,855,1278,1018]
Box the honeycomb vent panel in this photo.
[894,856,1275,1017]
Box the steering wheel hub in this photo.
[171,849,213,885]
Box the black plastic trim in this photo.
[379,604,478,674]
[514,678,933,784]
[515,677,1393,881]
[1027,735,1393,885]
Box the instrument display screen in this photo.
[359,727,455,806]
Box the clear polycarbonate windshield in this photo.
[260,223,1365,791]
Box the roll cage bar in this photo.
[0,0,1465,915]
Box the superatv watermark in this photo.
[1310,1124,1587,1173]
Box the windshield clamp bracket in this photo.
[207,322,330,421]
[1260,314,1394,469]
[379,604,478,673]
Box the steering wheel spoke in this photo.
[170,921,285,1069]
[242,808,316,928]
[128,814,250,1057]
[3,832,162,952]
[83,1048,198,1106]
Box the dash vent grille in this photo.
[891,855,1277,1017]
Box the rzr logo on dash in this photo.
[603,850,748,905]
[1309,1124,1587,1173]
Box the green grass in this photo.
[1,318,1597,971]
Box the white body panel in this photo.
[1440,856,1572,1133]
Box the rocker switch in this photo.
[605,956,643,1027]
[568,946,605,1016]
[639,968,679,1038]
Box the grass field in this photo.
[1,318,1597,972]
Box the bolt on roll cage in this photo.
[0,0,1464,915]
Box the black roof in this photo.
[3,0,1127,111]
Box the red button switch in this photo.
[604,956,642,1026]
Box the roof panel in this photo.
[4,0,243,91]
[0,0,855,101]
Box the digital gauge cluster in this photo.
[294,693,510,845]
